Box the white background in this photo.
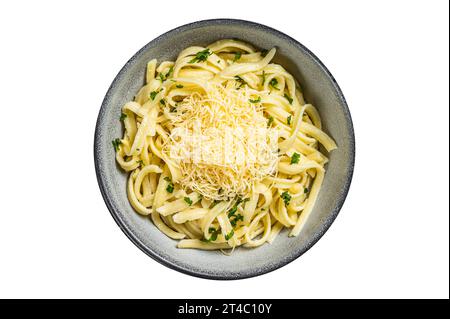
[0,0,448,299]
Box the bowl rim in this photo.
[94,18,355,280]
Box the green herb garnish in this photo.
[230,214,244,227]
[225,230,235,241]
[284,93,293,104]
[202,227,219,242]
[261,70,266,86]
[149,89,161,100]
[158,66,173,82]
[304,187,309,194]
[188,48,211,63]
[112,138,122,151]
[269,78,279,90]
[176,84,184,88]
[233,52,242,62]
[267,116,274,127]
[160,99,166,106]
[120,113,127,121]
[249,96,261,103]
[166,66,173,77]
[163,177,174,193]
[227,197,243,218]
[287,115,292,125]
[136,160,144,166]
[166,183,174,193]
[234,75,247,89]
[184,197,193,206]
[281,191,292,206]
[290,152,300,164]
[209,199,221,209]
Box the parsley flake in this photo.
[287,115,292,125]
[281,191,292,206]
[234,75,247,89]
[166,183,174,193]
[225,230,235,241]
[233,52,242,62]
[188,48,211,63]
[202,227,219,242]
[284,93,293,104]
[184,197,193,206]
[149,89,161,101]
[112,138,122,151]
[249,96,261,103]
[290,152,300,164]
[269,78,279,90]
[230,214,244,227]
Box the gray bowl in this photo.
[94,19,355,280]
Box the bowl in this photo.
[94,19,355,280]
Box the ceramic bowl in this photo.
[94,19,355,279]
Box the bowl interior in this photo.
[95,20,354,279]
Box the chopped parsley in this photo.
[249,96,262,103]
[228,206,238,218]
[230,214,244,227]
[233,52,242,62]
[227,197,244,218]
[267,116,274,127]
[234,75,246,89]
[209,199,221,209]
[281,191,292,206]
[159,99,166,106]
[290,152,300,164]
[158,66,173,82]
[225,229,235,241]
[112,138,122,151]
[202,227,219,242]
[163,177,174,193]
[188,48,211,63]
[120,113,127,121]
[304,187,309,194]
[136,160,144,166]
[269,78,279,90]
[284,93,293,104]
[175,84,184,88]
[166,183,174,193]
[261,70,266,86]
[287,115,292,125]
[149,89,161,100]
[184,197,193,206]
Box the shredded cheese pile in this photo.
[163,82,279,200]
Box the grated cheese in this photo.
[162,81,279,200]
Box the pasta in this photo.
[113,39,337,251]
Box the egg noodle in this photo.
[113,39,337,251]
